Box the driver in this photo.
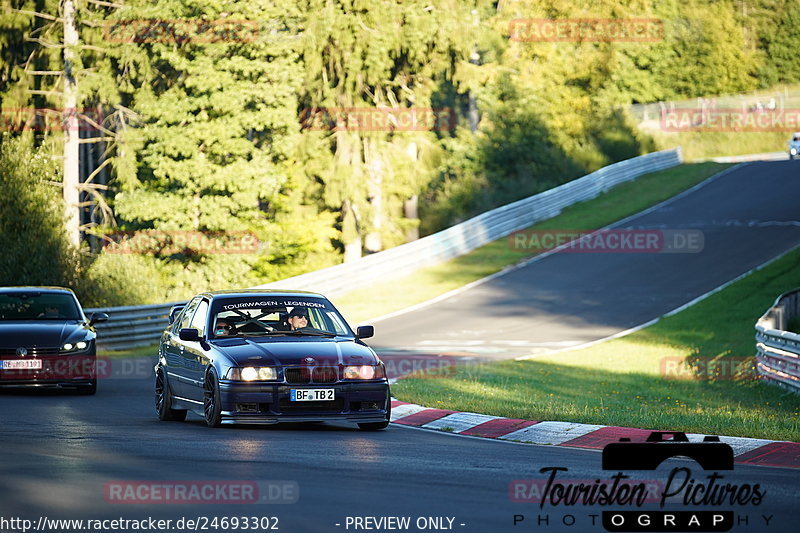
[214,317,236,337]
[37,305,61,319]
[286,308,309,330]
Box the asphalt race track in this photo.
[372,161,800,360]
[2,161,800,533]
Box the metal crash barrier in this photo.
[755,289,800,393]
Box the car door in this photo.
[167,297,201,398]
[181,298,210,402]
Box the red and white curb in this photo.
[390,400,800,469]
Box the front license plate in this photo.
[1,359,42,370]
[290,389,335,401]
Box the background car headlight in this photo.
[61,340,91,352]
[226,367,277,381]
[343,365,385,380]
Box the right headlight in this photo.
[226,367,278,381]
[342,364,385,380]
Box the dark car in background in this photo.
[155,289,391,430]
[0,287,108,394]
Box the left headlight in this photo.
[226,367,278,381]
[342,364,385,380]
[62,340,90,352]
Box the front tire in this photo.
[203,369,222,428]
[155,369,187,421]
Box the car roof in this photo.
[0,286,75,294]
[199,289,327,300]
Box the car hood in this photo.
[210,337,377,367]
[0,321,88,348]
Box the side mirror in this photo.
[168,305,185,324]
[89,312,109,326]
[356,325,374,339]
[179,328,201,342]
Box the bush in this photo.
[0,135,82,288]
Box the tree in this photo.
[298,0,478,260]
[0,0,121,245]
[108,0,335,289]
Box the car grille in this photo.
[313,366,338,383]
[284,366,338,384]
[0,347,60,356]
[284,367,311,384]
[279,398,345,413]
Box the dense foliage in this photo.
[1,0,798,304]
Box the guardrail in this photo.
[87,301,183,352]
[87,148,682,351]
[755,289,800,393]
[255,148,682,295]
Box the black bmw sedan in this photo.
[155,290,391,429]
[0,287,108,394]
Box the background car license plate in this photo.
[290,389,334,401]
[1,359,42,370]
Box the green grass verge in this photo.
[652,131,788,162]
[393,247,800,441]
[334,162,730,324]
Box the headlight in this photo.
[792,148,797,155]
[226,367,277,381]
[343,365,385,380]
[62,340,90,352]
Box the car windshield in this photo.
[209,296,352,339]
[0,292,82,321]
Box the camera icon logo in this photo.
[602,431,734,471]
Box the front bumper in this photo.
[0,354,96,388]
[218,380,390,424]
